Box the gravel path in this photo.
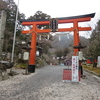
[0,65,100,100]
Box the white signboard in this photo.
[97,56,100,68]
[23,52,29,60]
[78,51,83,61]
[72,56,79,82]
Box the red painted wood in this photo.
[29,24,37,65]
[21,16,93,66]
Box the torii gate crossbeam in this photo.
[20,13,95,73]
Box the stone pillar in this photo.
[0,11,7,59]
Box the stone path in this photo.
[0,65,100,100]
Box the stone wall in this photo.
[0,10,7,59]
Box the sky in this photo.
[14,0,100,38]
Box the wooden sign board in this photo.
[72,56,79,82]
[23,52,29,60]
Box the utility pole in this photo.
[11,0,19,64]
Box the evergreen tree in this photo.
[0,0,26,53]
[85,20,100,67]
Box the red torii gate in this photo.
[20,13,95,72]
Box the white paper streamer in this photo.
[47,35,49,40]
[67,34,69,39]
[39,35,41,40]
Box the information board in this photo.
[23,52,29,60]
[72,56,79,82]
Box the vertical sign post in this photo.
[23,52,29,74]
[72,56,79,82]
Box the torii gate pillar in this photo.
[28,24,37,72]
[73,21,80,55]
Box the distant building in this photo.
[0,10,7,59]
